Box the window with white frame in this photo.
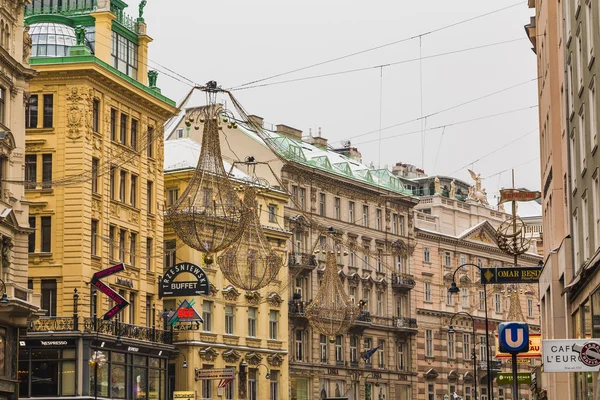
[463,334,470,357]
[295,330,306,361]
[363,246,370,270]
[424,247,431,262]
[425,282,432,302]
[590,78,598,150]
[363,205,369,226]
[376,209,382,230]
[377,249,383,272]
[268,204,277,223]
[528,298,534,318]
[319,193,326,216]
[461,288,469,308]
[399,215,405,236]
[248,307,257,337]
[444,251,452,267]
[397,342,407,371]
[349,201,355,222]
[448,332,455,358]
[270,371,279,400]
[594,171,600,248]
[446,290,453,306]
[479,336,487,361]
[349,286,356,304]
[202,301,212,332]
[495,293,502,314]
[362,288,370,312]
[392,214,398,234]
[269,310,278,340]
[167,188,179,206]
[376,291,383,316]
[459,254,467,266]
[350,336,358,362]
[225,305,234,335]
[583,191,590,260]
[320,334,328,363]
[334,197,340,220]
[499,388,505,400]
[580,107,587,169]
[425,329,433,357]
[335,336,343,363]
[377,340,385,368]
[479,291,485,311]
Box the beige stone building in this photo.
[0,0,42,398]
[409,180,541,400]
[166,111,421,400]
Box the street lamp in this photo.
[181,353,188,369]
[257,363,270,379]
[449,311,477,400]
[448,263,492,400]
[364,372,380,400]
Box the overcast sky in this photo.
[141,0,541,216]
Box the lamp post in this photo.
[448,311,477,400]
[448,263,492,400]
[363,372,379,400]
[256,363,271,379]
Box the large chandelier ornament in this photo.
[495,216,532,256]
[306,245,359,342]
[217,186,284,291]
[166,91,247,264]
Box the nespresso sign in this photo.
[21,339,76,347]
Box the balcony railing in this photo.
[478,360,502,371]
[288,252,318,269]
[27,316,172,344]
[289,300,311,316]
[355,312,418,330]
[25,1,97,17]
[391,273,416,290]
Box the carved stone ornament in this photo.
[199,347,219,362]
[209,283,219,297]
[267,292,283,307]
[245,352,263,366]
[65,87,94,141]
[244,291,262,305]
[110,203,120,217]
[222,285,241,301]
[222,349,242,364]
[267,353,284,367]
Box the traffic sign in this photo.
[498,322,529,354]
[481,266,542,284]
[91,263,129,320]
[497,373,532,385]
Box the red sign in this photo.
[91,263,129,320]
[499,189,542,204]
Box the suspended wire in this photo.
[419,35,425,171]
[378,67,384,168]
[229,1,526,90]
[484,157,540,179]
[432,126,446,174]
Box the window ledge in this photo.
[111,139,140,155]
[26,128,55,135]
[25,188,54,194]
[29,252,52,257]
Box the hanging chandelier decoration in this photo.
[217,185,284,291]
[166,87,247,264]
[306,244,359,342]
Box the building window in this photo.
[448,332,455,358]
[130,175,137,207]
[248,369,257,400]
[320,335,328,363]
[111,31,138,79]
[334,197,340,219]
[92,98,100,132]
[463,334,471,358]
[376,249,383,273]
[319,193,326,216]
[392,214,398,234]
[350,336,358,363]
[269,310,278,340]
[109,226,116,260]
[376,209,382,230]
[425,329,433,357]
[335,336,343,363]
[91,219,98,256]
[377,340,385,368]
[0,88,4,124]
[109,167,116,199]
[25,94,39,128]
[43,94,53,128]
[28,217,36,253]
[425,282,431,302]
[459,254,467,266]
[528,298,534,318]
[42,154,52,188]
[428,384,435,400]
[446,289,453,306]
[248,307,257,337]
[461,288,469,308]
[131,119,138,150]
[201,365,213,400]
[147,126,154,158]
[119,170,126,202]
[164,240,176,268]
[495,293,502,313]
[444,251,452,267]
[295,330,306,361]
[362,205,368,226]
[118,229,126,261]
[166,188,179,207]
[299,187,306,209]
[479,337,487,361]
[479,291,485,311]
[376,291,383,315]
[92,157,99,193]
[362,288,370,312]
[129,232,137,266]
[110,108,117,141]
[349,201,355,222]
[120,113,128,144]
[397,342,407,371]
[129,293,135,324]
[41,279,57,316]
[424,247,430,262]
[25,154,37,189]
[146,238,152,271]
[18,346,77,397]
[363,246,370,270]
[225,305,234,335]
[145,296,152,327]
[268,204,277,223]
[147,181,153,214]
[41,216,51,252]
[399,215,405,235]
[270,370,279,400]
[202,301,212,332]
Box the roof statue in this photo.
[450,179,456,198]
[434,176,441,195]
[467,169,489,206]
[74,25,86,46]
[139,0,147,19]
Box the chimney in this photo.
[276,124,303,140]
[312,128,328,150]
[248,115,264,129]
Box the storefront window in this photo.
[134,366,147,400]
[19,346,77,397]
[0,328,6,376]
[291,377,309,400]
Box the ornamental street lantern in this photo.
[306,247,359,342]
[166,100,247,264]
[217,186,284,291]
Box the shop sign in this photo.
[21,339,76,347]
[91,263,129,319]
[480,266,542,284]
[116,277,134,288]
[173,391,194,400]
[159,262,210,298]
[195,368,235,381]
[542,339,600,372]
[497,372,532,385]
[168,299,203,327]
[499,189,541,204]
[496,333,541,359]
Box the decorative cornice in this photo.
[267,353,285,367]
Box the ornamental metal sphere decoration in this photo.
[166,104,247,263]
[306,248,359,342]
[495,216,532,256]
[217,186,284,291]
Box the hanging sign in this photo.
[542,339,600,372]
[480,266,542,284]
[91,263,129,320]
[195,368,235,381]
[499,189,542,204]
[168,299,204,327]
[496,333,542,359]
[159,262,210,298]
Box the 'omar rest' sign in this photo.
[542,339,600,372]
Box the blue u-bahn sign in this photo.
[498,322,529,354]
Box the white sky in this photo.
[140,0,541,216]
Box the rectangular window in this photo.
[479,291,485,311]
[130,175,138,207]
[376,290,383,315]
[461,288,469,308]
[319,193,326,216]
[248,307,257,337]
[146,238,152,271]
[201,366,213,400]
[363,246,370,270]
[147,126,154,157]
[377,340,385,368]
[270,370,279,400]
[425,282,431,302]
[28,217,36,253]
[92,98,100,132]
[528,298,534,318]
[129,292,135,324]
[110,108,117,141]
[131,119,138,150]
[129,232,137,266]
[0,88,5,124]
[41,216,51,252]
[26,94,38,128]
[448,332,455,358]
[479,337,487,361]
[335,336,343,362]
[320,335,328,363]
[147,181,153,213]
[92,158,99,193]
[349,201,355,222]
[463,333,471,358]
[43,94,53,128]
[119,170,126,202]
[295,330,305,361]
[362,205,369,226]
[376,209,382,230]
[460,254,467,266]
[120,113,128,144]
[91,219,98,256]
[495,293,502,313]
[202,301,212,332]
[167,188,179,206]
[397,342,407,371]
[249,369,257,400]
[428,384,435,400]
[594,173,600,248]
[424,247,430,262]
[444,251,452,267]
[377,249,383,273]
[25,154,37,189]
[425,329,433,357]
[268,204,277,223]
[399,215,405,236]
[164,240,176,268]
[349,286,356,304]
[350,336,358,362]
[334,197,340,219]
[109,226,116,260]
[269,310,279,340]
[41,279,57,316]
[590,80,598,150]
[299,187,306,209]
[446,290,453,306]
[119,229,126,261]
[42,154,52,188]
[225,305,234,335]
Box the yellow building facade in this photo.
[21,1,178,399]
[163,138,291,400]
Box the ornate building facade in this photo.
[21,1,178,399]
[162,137,291,400]
[0,0,41,398]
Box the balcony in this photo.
[391,273,416,291]
[289,300,311,317]
[27,316,172,344]
[355,312,418,333]
[288,252,318,270]
[478,360,502,371]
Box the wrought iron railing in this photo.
[288,300,311,315]
[28,316,76,332]
[393,317,418,329]
[391,273,416,289]
[288,252,318,268]
[355,313,418,330]
[25,1,97,17]
[83,318,172,344]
